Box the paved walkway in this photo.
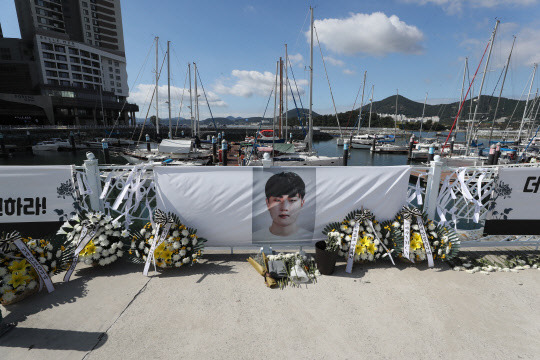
[1,248,539,360]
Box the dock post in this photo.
[424,155,442,219]
[26,130,33,153]
[450,136,455,155]
[145,134,151,152]
[487,144,496,165]
[343,139,349,166]
[222,139,228,166]
[407,134,415,159]
[428,145,435,161]
[0,133,6,155]
[289,132,293,143]
[69,131,76,152]
[494,142,501,165]
[101,139,111,164]
[371,137,377,152]
[217,131,222,145]
[83,152,104,212]
[212,136,217,163]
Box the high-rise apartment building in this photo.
[0,0,138,126]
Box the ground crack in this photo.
[81,277,152,360]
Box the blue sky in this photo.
[1,0,540,119]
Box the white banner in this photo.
[154,166,411,246]
[0,166,76,223]
[485,167,540,235]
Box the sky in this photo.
[1,0,540,120]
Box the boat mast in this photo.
[273,60,279,162]
[457,57,467,134]
[488,36,515,145]
[465,20,499,156]
[188,63,193,135]
[368,85,374,130]
[356,71,367,136]
[308,6,314,154]
[394,89,398,138]
[194,62,199,137]
[279,57,283,139]
[517,63,537,142]
[420,92,427,141]
[155,36,159,137]
[167,40,172,139]
[285,44,289,142]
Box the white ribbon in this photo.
[367,220,395,265]
[416,215,434,268]
[63,225,98,282]
[345,220,361,274]
[100,171,114,200]
[13,239,55,293]
[143,222,172,276]
[403,217,413,261]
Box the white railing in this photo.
[73,155,540,248]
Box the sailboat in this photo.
[370,90,408,154]
[244,7,342,166]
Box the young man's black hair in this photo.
[265,171,306,199]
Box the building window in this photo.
[111,88,115,92]
[116,82,121,87]
[72,73,82,79]
[60,80,70,86]
[91,54,99,60]
[93,77,100,82]
[44,61,56,68]
[115,76,120,80]
[85,24,90,30]
[71,64,81,71]
[42,52,55,59]
[108,59,112,64]
[56,54,67,61]
[109,74,113,79]
[84,17,89,22]
[92,19,98,25]
[117,89,122,93]
[108,66,113,71]
[94,34,100,40]
[93,69,100,75]
[47,79,59,85]
[82,1,88,7]
[69,56,79,63]
[86,39,92,45]
[45,70,58,77]
[59,72,69,78]
[110,81,114,85]
[35,0,45,6]
[83,9,89,15]
[38,17,48,24]
[41,42,53,51]
[86,32,91,37]
[54,45,65,53]
[92,12,97,18]
[115,69,119,74]
[57,63,68,70]
[83,75,93,81]
[114,61,119,67]
[73,81,83,87]
[80,50,90,58]
[94,27,99,33]
[68,47,79,55]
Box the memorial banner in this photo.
[154,166,411,246]
[484,167,540,235]
[0,166,76,223]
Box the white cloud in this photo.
[326,56,345,67]
[343,69,356,75]
[288,53,304,67]
[309,12,424,56]
[214,69,308,98]
[128,84,227,118]
[403,0,537,14]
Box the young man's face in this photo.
[266,193,305,227]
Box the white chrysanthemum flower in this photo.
[102,249,110,257]
[39,257,46,263]
[182,257,190,264]
[36,247,44,254]
[94,246,102,253]
[139,242,145,250]
[84,258,93,265]
[437,249,443,256]
[144,248,149,254]
[0,283,10,293]
[28,280,38,289]
[47,252,52,260]
[102,240,110,247]
[2,292,15,302]
[121,230,129,237]
[368,253,374,261]
[145,232,151,239]
[110,255,117,262]
[103,230,112,236]
[360,253,368,260]
[110,243,117,251]
[433,241,440,246]
[116,251,123,257]
[93,253,100,260]
[112,221,121,229]
[446,247,451,254]
[116,242,122,249]
[98,259,106,266]
[374,224,381,231]
[113,231,121,237]
[374,239,380,246]
[0,267,7,277]
[392,221,400,228]
[375,253,381,259]
[349,220,356,226]
[175,262,181,267]
[192,254,197,258]
[180,249,187,256]
[104,215,113,222]
[412,225,419,231]
[428,223,436,231]
[104,224,113,231]
[140,228,147,235]
[172,230,180,238]
[181,230,189,237]
[431,232,438,239]
[98,234,107,241]
[181,238,189,246]
[172,242,180,250]
[191,239,197,246]
[345,235,351,242]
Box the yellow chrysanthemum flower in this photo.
[8,259,31,273]
[8,271,32,289]
[367,242,377,255]
[360,236,371,247]
[80,240,96,257]
[410,233,424,250]
[355,244,366,255]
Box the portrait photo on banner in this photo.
[252,168,316,245]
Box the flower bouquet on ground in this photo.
[248,251,318,289]
[128,210,207,270]
[389,206,460,265]
[57,211,129,269]
[0,232,74,305]
[322,209,394,263]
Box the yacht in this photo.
[32,138,71,151]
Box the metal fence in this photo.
[73,155,540,248]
